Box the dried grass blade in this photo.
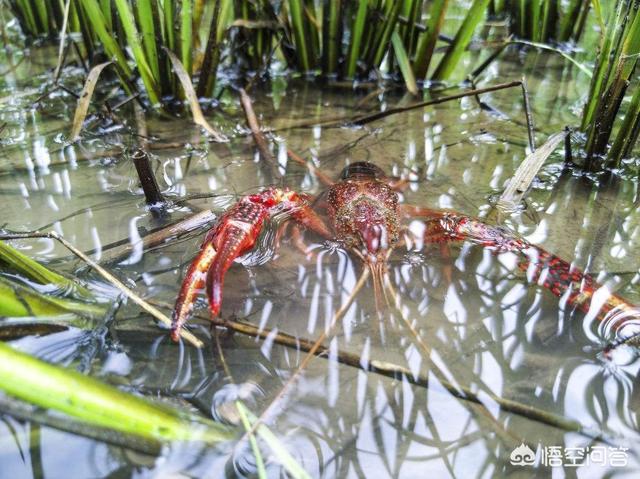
[497,131,566,211]
[164,48,227,142]
[69,60,113,142]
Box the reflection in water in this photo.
[1,39,640,477]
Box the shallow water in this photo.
[1,24,640,479]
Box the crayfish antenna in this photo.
[370,262,391,314]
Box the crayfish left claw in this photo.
[171,187,330,342]
[171,241,218,341]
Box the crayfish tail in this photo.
[171,241,218,342]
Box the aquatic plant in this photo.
[580,0,640,170]
[0,341,234,443]
[490,0,592,43]
[0,241,103,318]
[9,0,501,108]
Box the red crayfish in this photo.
[171,162,637,341]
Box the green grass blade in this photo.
[0,276,102,318]
[135,0,161,82]
[196,0,223,98]
[162,0,176,51]
[371,0,403,67]
[530,0,541,41]
[391,31,418,95]
[17,0,39,35]
[413,0,448,80]
[0,241,93,300]
[180,0,193,77]
[0,342,234,443]
[432,0,490,81]
[608,83,640,165]
[322,0,341,74]
[235,401,267,479]
[581,0,626,130]
[78,0,131,77]
[345,0,369,78]
[33,0,50,34]
[114,0,161,105]
[288,0,311,71]
[98,0,112,30]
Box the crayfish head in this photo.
[344,199,399,265]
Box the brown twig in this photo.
[239,88,276,165]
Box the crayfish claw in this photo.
[171,241,218,341]
[171,187,323,342]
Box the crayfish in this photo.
[171,162,637,341]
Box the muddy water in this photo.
[1,34,640,478]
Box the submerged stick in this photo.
[212,316,607,441]
[131,148,166,209]
[0,231,202,348]
[274,81,531,133]
[99,210,215,265]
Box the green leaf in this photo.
[432,0,491,81]
[391,31,418,95]
[0,342,234,443]
[0,276,100,318]
[0,241,93,300]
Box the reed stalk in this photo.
[10,1,563,107]
[580,0,640,170]
[432,0,491,81]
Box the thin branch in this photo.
[239,88,276,165]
